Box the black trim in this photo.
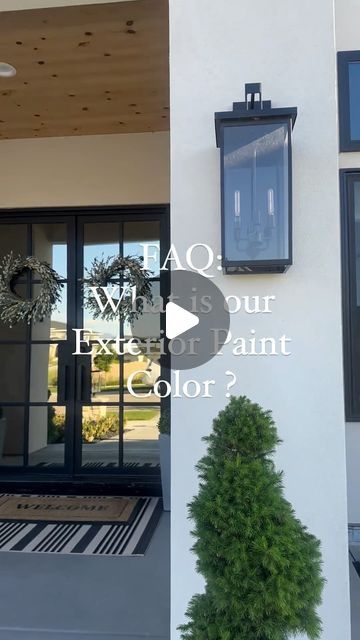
[0,204,169,216]
[338,51,360,152]
[0,479,162,497]
[340,170,360,421]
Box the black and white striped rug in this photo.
[36,462,160,470]
[0,497,162,556]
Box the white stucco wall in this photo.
[0,131,169,207]
[336,0,360,52]
[170,0,351,638]
[346,425,360,523]
[336,0,360,172]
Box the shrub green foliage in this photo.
[157,409,171,435]
[47,408,158,445]
[126,409,158,421]
[47,408,65,444]
[94,349,118,373]
[47,411,119,444]
[180,396,324,640]
[81,415,119,443]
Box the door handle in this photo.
[77,361,91,404]
[77,364,84,402]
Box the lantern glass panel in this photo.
[223,121,289,262]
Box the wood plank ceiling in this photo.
[0,0,169,139]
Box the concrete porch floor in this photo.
[0,513,169,640]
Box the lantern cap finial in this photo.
[244,83,263,110]
[235,82,271,112]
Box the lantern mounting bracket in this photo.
[243,82,269,111]
[232,82,272,114]
[215,82,297,147]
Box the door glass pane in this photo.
[28,406,65,468]
[83,222,120,338]
[0,224,27,263]
[0,407,24,467]
[123,343,161,404]
[32,223,67,278]
[123,221,160,277]
[91,345,119,403]
[81,406,119,469]
[30,344,59,402]
[126,281,161,340]
[0,284,28,341]
[0,322,27,342]
[354,182,360,306]
[31,284,67,340]
[123,406,160,469]
[349,62,360,141]
[83,223,119,275]
[0,345,26,402]
[83,299,119,339]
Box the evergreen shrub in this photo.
[180,396,325,640]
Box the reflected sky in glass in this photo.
[349,62,360,141]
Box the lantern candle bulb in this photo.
[234,190,241,220]
[267,188,275,228]
[234,190,241,247]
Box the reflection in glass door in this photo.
[78,218,163,476]
[0,208,168,486]
[0,218,71,471]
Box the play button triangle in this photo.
[165,301,199,340]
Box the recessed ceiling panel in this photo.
[0,0,169,139]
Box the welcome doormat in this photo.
[0,497,162,556]
[0,494,139,524]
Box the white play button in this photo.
[165,301,199,340]
[131,270,230,370]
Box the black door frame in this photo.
[0,204,170,496]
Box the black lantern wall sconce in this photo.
[215,83,297,274]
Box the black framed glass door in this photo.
[0,207,168,487]
[0,216,73,474]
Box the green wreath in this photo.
[84,255,153,323]
[0,253,63,326]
